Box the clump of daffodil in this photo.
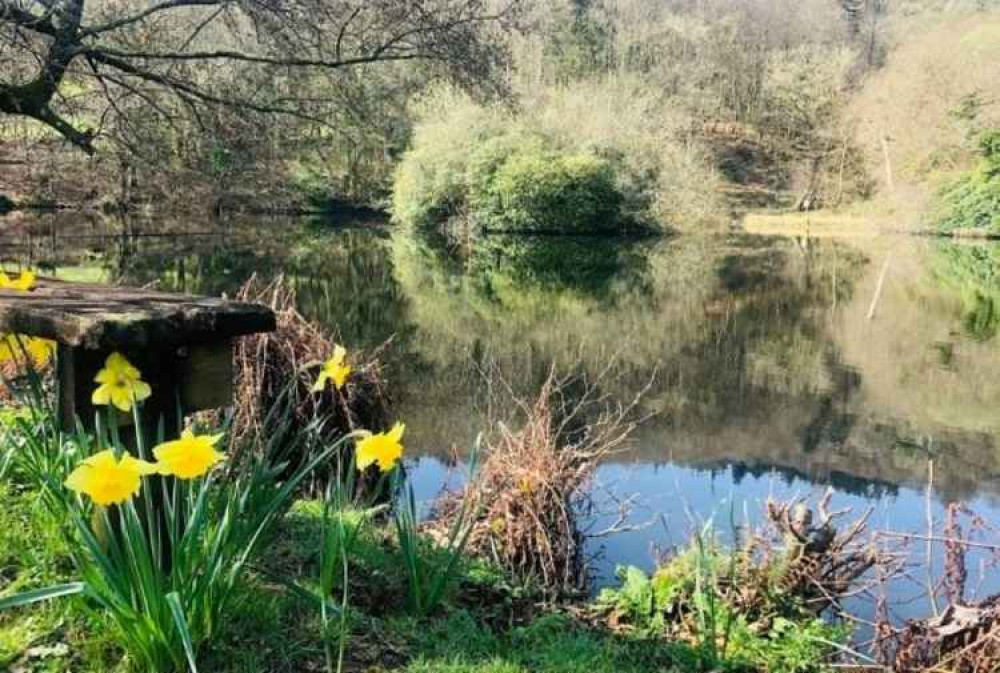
[0,333,55,367]
[92,352,152,413]
[0,270,36,291]
[312,344,352,392]
[153,429,226,479]
[64,449,159,506]
[356,421,405,472]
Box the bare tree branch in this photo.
[0,0,518,152]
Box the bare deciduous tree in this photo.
[0,0,518,154]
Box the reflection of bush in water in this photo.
[468,234,651,297]
[388,230,691,397]
[394,233,872,418]
[728,462,899,500]
[122,246,278,296]
[716,249,785,293]
[284,231,410,349]
[118,227,409,349]
[932,242,1000,341]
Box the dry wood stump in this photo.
[0,278,276,433]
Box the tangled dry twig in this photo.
[882,503,1000,673]
[762,489,883,615]
[230,274,392,491]
[431,366,644,597]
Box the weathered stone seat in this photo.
[0,278,276,430]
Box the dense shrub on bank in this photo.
[392,81,724,233]
[936,131,1000,234]
[390,92,508,228]
[474,151,622,232]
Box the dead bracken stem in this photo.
[927,459,939,618]
[869,471,1000,672]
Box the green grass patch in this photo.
[396,611,689,673]
[0,487,842,672]
[0,484,122,672]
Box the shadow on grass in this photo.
[0,492,710,673]
[203,502,703,673]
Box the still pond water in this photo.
[3,212,1000,626]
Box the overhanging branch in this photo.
[0,0,518,153]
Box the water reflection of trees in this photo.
[119,225,412,352]
[468,234,653,298]
[390,231,871,452]
[729,462,899,500]
[392,231,1000,503]
[10,213,1000,503]
[932,242,1000,342]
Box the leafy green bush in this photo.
[473,151,622,232]
[465,133,545,218]
[392,149,469,227]
[982,131,1000,171]
[936,130,1000,233]
[395,119,627,233]
[937,174,1000,233]
[392,80,724,233]
[391,87,509,228]
[597,552,847,673]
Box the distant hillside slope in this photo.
[849,9,1000,226]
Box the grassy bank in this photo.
[0,489,665,673]
[0,481,847,673]
[741,212,889,238]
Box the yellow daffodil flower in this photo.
[312,345,352,392]
[153,429,226,479]
[0,333,56,367]
[92,352,152,413]
[0,270,36,291]
[64,449,159,506]
[356,422,405,472]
